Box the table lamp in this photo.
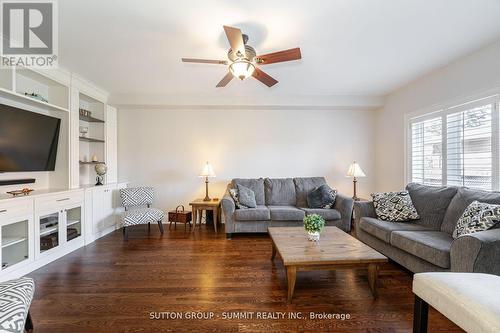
[346,161,366,201]
[199,161,216,201]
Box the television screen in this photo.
[0,104,61,172]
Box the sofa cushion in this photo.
[442,187,500,235]
[390,231,453,268]
[372,191,420,222]
[232,178,265,206]
[293,177,327,208]
[359,217,432,243]
[234,205,270,221]
[268,206,305,221]
[264,178,297,206]
[307,184,337,209]
[237,184,257,208]
[406,183,458,230]
[229,188,247,209]
[301,208,341,220]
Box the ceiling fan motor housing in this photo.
[228,45,256,62]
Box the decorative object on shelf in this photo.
[6,188,34,196]
[79,108,91,117]
[24,92,48,103]
[168,205,193,230]
[199,161,216,201]
[346,161,366,201]
[79,126,89,138]
[91,154,98,162]
[303,214,325,242]
[95,163,107,186]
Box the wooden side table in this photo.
[189,199,221,233]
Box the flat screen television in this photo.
[0,104,61,172]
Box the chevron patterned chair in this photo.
[0,277,35,333]
[119,187,165,240]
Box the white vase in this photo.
[307,231,320,242]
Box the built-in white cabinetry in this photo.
[0,198,34,274]
[0,184,126,282]
[34,190,84,259]
[84,182,127,244]
[0,65,125,282]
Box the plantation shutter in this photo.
[446,103,494,190]
[410,117,443,186]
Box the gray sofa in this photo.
[355,183,500,275]
[221,177,354,239]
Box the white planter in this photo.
[307,231,320,242]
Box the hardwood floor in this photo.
[28,225,462,333]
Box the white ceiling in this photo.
[58,0,500,106]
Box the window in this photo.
[410,117,443,186]
[408,96,499,191]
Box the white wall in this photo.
[375,39,500,191]
[117,108,376,211]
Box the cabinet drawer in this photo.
[35,190,84,211]
[0,198,33,222]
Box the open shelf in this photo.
[0,87,69,113]
[79,161,104,165]
[16,67,69,109]
[79,114,104,123]
[79,136,105,143]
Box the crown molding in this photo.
[110,93,384,111]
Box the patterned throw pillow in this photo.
[229,188,248,209]
[453,201,500,239]
[307,184,337,209]
[372,191,420,222]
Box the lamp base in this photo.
[203,177,211,201]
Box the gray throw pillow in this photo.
[372,191,420,222]
[237,184,257,208]
[453,201,500,238]
[307,184,337,209]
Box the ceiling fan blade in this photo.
[216,72,233,88]
[182,58,228,65]
[223,25,246,58]
[252,68,278,87]
[255,48,302,65]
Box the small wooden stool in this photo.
[168,205,192,230]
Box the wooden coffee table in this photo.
[268,226,387,303]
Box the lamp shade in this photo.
[346,161,366,178]
[199,162,216,178]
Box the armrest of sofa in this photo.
[353,200,376,226]
[333,193,354,232]
[450,228,500,275]
[221,185,236,234]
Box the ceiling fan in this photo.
[181,25,302,88]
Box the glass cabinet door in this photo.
[66,206,82,242]
[1,220,29,270]
[39,212,60,253]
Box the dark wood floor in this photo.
[28,224,462,333]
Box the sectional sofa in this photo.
[355,183,500,275]
[221,177,354,239]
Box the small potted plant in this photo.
[303,214,325,242]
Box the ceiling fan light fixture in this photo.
[229,59,255,80]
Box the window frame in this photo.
[406,94,500,191]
